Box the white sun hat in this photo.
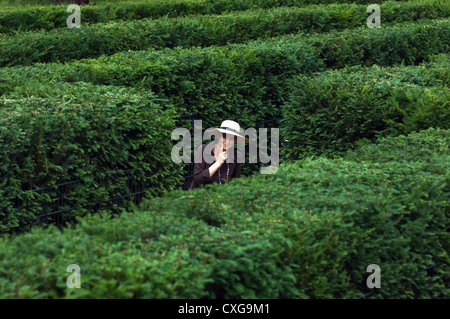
[205,120,250,143]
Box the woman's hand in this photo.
[216,150,227,165]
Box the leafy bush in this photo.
[147,127,450,298]
[2,19,449,132]
[0,85,182,234]
[0,0,410,33]
[0,202,299,298]
[0,128,447,298]
[1,22,447,201]
[281,59,450,160]
[1,1,448,67]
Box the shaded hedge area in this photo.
[0,128,447,298]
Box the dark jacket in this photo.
[189,143,242,190]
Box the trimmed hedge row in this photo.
[0,128,447,298]
[2,1,448,67]
[3,55,448,137]
[4,57,447,196]
[0,85,182,234]
[0,18,447,234]
[2,19,449,132]
[1,21,447,235]
[281,57,450,160]
[149,127,449,299]
[0,0,408,33]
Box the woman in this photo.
[189,120,249,190]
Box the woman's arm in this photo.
[192,145,225,185]
[208,161,222,177]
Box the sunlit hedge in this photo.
[2,19,449,131]
[0,0,410,33]
[0,128,447,298]
[281,57,450,159]
[2,1,447,67]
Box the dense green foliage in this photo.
[281,57,450,159]
[0,128,447,298]
[0,86,182,234]
[1,1,448,67]
[1,21,448,235]
[2,19,449,131]
[0,0,409,32]
[1,0,448,299]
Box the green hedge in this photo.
[0,0,408,33]
[2,19,449,131]
[148,127,449,298]
[281,58,450,160]
[0,85,182,234]
[1,20,447,231]
[0,128,447,298]
[1,1,448,67]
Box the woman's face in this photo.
[221,133,235,151]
